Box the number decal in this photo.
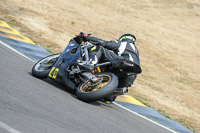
[49,67,59,79]
[48,67,55,78]
[52,68,59,79]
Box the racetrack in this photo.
[0,42,173,133]
[1,0,200,131]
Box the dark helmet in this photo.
[119,33,136,43]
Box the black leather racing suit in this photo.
[86,36,141,88]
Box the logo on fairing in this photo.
[69,43,75,46]
[122,61,134,66]
[66,49,70,53]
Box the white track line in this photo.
[0,40,35,62]
[114,102,177,133]
[0,121,21,133]
[0,39,177,133]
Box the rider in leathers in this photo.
[79,32,142,101]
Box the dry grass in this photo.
[1,0,200,132]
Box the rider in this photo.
[78,32,142,102]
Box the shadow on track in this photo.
[28,72,113,108]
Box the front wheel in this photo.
[76,72,118,102]
[32,54,60,79]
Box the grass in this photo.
[9,19,17,24]
[134,96,151,107]
[171,77,190,84]
[158,109,171,119]
[71,21,75,25]
[179,118,198,133]
[39,32,43,37]
[44,47,53,53]
[0,18,6,21]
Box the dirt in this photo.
[1,0,200,132]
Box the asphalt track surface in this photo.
[0,42,172,133]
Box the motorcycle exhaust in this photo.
[113,87,128,96]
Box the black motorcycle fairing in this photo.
[48,40,81,90]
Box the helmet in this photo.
[119,33,136,43]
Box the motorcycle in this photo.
[32,36,141,102]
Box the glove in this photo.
[86,36,106,46]
[78,32,88,41]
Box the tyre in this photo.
[76,72,118,102]
[32,54,60,79]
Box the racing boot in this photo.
[103,96,117,104]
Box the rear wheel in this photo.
[32,54,60,79]
[76,72,118,102]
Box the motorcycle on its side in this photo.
[32,36,141,102]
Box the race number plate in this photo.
[48,67,59,79]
